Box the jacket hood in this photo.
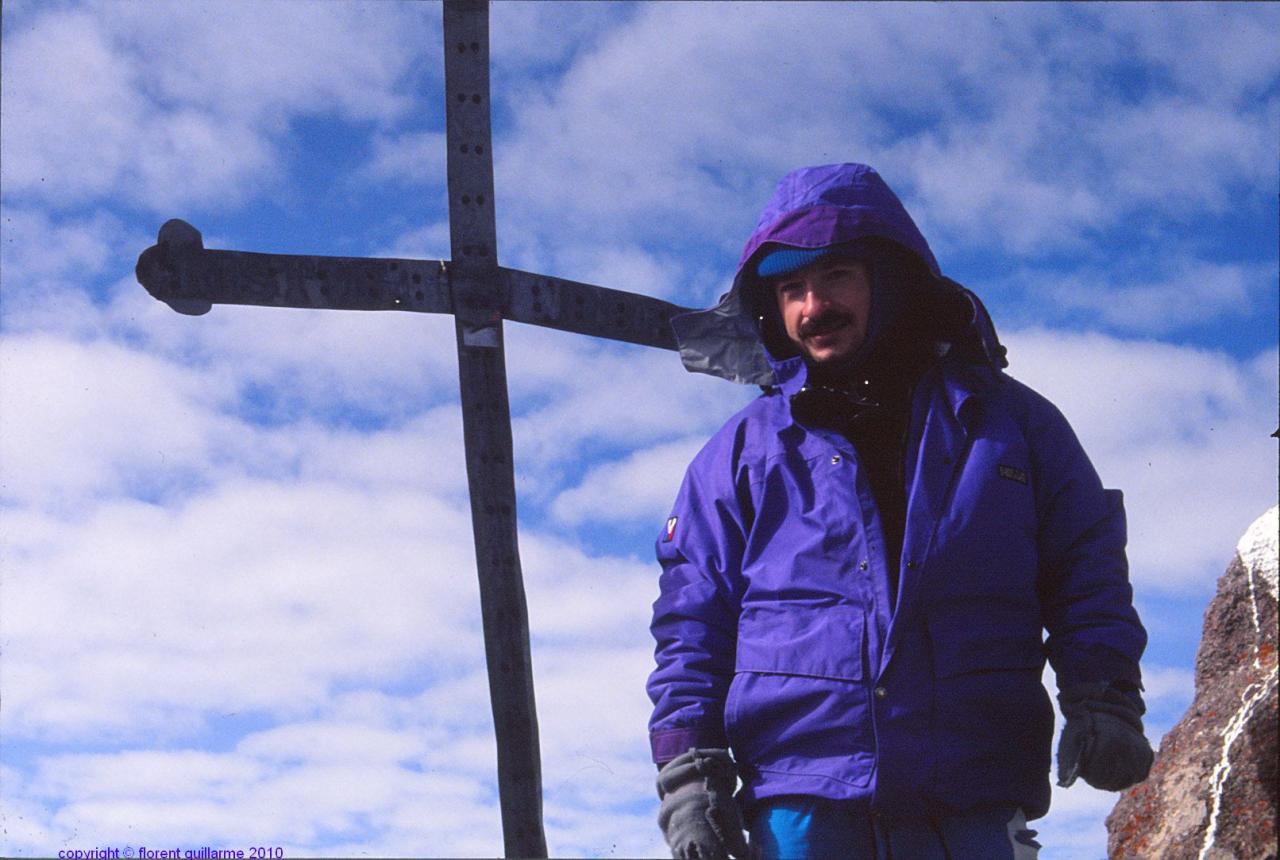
[672,163,1007,386]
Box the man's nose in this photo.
[802,283,830,315]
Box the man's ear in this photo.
[748,277,800,359]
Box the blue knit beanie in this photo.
[756,246,837,279]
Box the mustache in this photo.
[799,311,855,338]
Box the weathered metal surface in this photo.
[452,334,547,857]
[133,221,690,348]
[135,219,451,317]
[444,0,501,343]
[443,2,547,858]
[501,267,686,350]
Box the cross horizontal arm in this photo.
[136,219,695,352]
[135,219,451,316]
[500,268,688,351]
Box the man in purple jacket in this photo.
[648,164,1152,859]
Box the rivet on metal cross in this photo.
[133,2,693,856]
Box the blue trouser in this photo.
[749,797,1042,860]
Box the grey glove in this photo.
[656,748,748,859]
[1057,682,1154,791]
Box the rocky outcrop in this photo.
[1107,506,1278,860]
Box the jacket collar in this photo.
[776,346,990,426]
[935,354,989,433]
[770,354,809,397]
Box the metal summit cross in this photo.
[134,3,692,856]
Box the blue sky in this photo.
[1,2,1276,858]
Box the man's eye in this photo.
[776,281,803,297]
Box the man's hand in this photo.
[656,748,749,859]
[1057,683,1154,791]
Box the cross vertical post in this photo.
[442,2,546,857]
[134,1,697,854]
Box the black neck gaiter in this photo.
[791,319,936,606]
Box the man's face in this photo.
[772,258,872,365]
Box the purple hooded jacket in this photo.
[648,164,1146,820]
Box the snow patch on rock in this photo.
[1236,505,1278,599]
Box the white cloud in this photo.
[1038,781,1117,860]
[0,320,679,852]
[0,765,59,852]
[900,119,1108,257]
[1081,4,1280,106]
[92,0,429,125]
[1,479,485,743]
[1007,257,1267,335]
[1088,97,1278,213]
[0,327,478,745]
[0,1,435,210]
[0,323,475,511]
[0,333,238,507]
[1141,665,1196,708]
[551,436,704,527]
[95,276,465,422]
[2,673,670,857]
[378,220,453,261]
[0,7,275,210]
[287,407,468,497]
[0,330,682,854]
[545,245,687,302]
[534,646,668,857]
[489,2,636,77]
[502,324,753,489]
[2,8,158,203]
[523,533,655,646]
[0,208,132,284]
[3,708,507,857]
[359,131,449,186]
[1005,330,1277,592]
[485,1,1280,272]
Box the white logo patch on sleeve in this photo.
[664,516,678,542]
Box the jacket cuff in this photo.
[650,726,728,764]
[1059,680,1147,716]
[1054,643,1143,691]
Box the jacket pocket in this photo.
[735,602,865,680]
[927,607,1055,804]
[928,606,1044,678]
[725,603,875,788]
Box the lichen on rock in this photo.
[1107,506,1278,860]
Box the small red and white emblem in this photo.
[664,516,678,542]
